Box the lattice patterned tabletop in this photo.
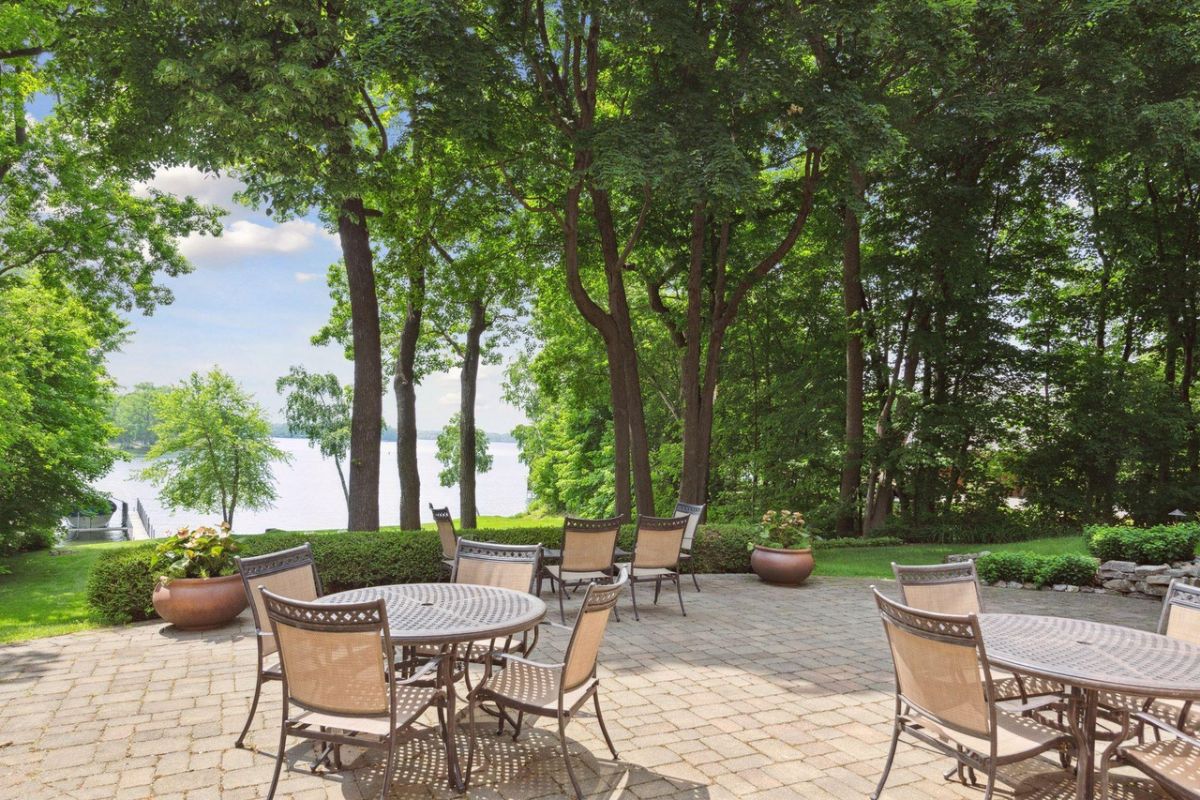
[317,583,546,645]
[981,613,1200,699]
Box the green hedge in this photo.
[1084,523,1200,565]
[976,551,1098,588]
[85,543,158,624]
[814,536,903,549]
[877,509,1076,544]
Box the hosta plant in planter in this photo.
[747,510,815,586]
[150,523,248,630]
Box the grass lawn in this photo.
[814,536,1089,578]
[0,540,143,644]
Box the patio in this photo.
[0,576,1167,800]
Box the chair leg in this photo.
[235,671,265,748]
[557,577,567,625]
[630,577,640,621]
[379,731,397,800]
[980,764,996,800]
[594,692,618,760]
[653,577,661,605]
[559,715,583,799]
[265,723,288,800]
[675,574,686,616]
[870,720,901,800]
[513,710,524,741]
[691,557,701,592]
[465,697,477,789]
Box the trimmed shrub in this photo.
[814,536,904,549]
[1085,524,1200,564]
[976,551,1098,588]
[86,543,157,624]
[86,523,765,624]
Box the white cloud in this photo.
[180,219,337,266]
[294,271,323,284]
[135,165,244,209]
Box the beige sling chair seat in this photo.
[871,589,1074,800]
[1100,580,1200,741]
[1101,713,1200,799]
[891,561,1066,705]
[467,571,628,799]
[430,504,459,572]
[615,515,690,620]
[539,516,623,625]
[261,589,449,800]
[233,544,323,749]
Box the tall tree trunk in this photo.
[837,171,867,536]
[394,265,424,530]
[606,341,633,518]
[459,298,486,529]
[339,197,382,532]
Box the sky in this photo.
[113,166,527,433]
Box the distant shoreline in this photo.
[269,425,516,443]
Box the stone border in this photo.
[945,551,1200,600]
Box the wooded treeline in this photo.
[5,1,1199,540]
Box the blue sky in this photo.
[113,167,526,432]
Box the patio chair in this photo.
[617,515,689,620]
[430,504,458,572]
[1108,579,1200,737]
[423,539,543,661]
[891,561,1064,705]
[467,570,628,799]
[870,588,1074,800]
[260,589,448,800]
[674,500,705,592]
[1100,712,1200,799]
[233,543,323,749]
[539,516,623,624]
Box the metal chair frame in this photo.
[674,500,705,592]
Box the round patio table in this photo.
[979,613,1200,800]
[317,583,546,790]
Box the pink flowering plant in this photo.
[747,509,811,551]
[150,523,240,583]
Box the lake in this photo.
[94,437,529,535]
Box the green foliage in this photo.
[1084,524,1200,565]
[814,536,904,549]
[141,369,290,530]
[0,279,119,554]
[976,551,1099,589]
[86,544,157,625]
[877,510,1076,545]
[276,367,352,505]
[149,524,240,582]
[435,413,492,488]
[109,383,168,452]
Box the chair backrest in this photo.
[562,569,628,692]
[453,539,542,594]
[873,588,994,741]
[1158,579,1200,644]
[560,516,622,573]
[892,561,983,615]
[236,544,322,656]
[632,515,689,570]
[674,501,705,551]
[430,505,458,559]
[262,590,392,717]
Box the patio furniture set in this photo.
[874,561,1200,799]
[229,502,705,799]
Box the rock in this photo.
[1134,564,1170,577]
[1103,579,1132,591]
[1100,560,1138,574]
[1145,583,1169,597]
[1064,585,1080,592]
[1022,582,1038,590]
[1146,574,1176,586]
[1052,584,1068,592]
[946,551,990,563]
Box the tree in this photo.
[276,367,353,510]
[142,369,289,530]
[435,413,493,492]
[110,383,169,453]
[0,278,119,553]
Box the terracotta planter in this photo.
[750,545,815,586]
[152,574,247,631]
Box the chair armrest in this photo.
[540,620,573,633]
[492,652,565,672]
[1134,711,1200,748]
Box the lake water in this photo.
[94,437,529,535]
